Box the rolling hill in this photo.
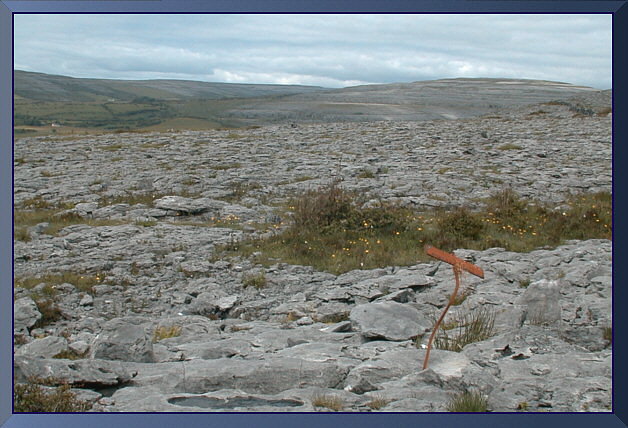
[14,70,608,132]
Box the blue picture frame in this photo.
[1,1,625,427]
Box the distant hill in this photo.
[14,70,609,132]
[14,70,329,103]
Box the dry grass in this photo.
[153,325,182,342]
[365,395,390,410]
[311,393,343,411]
[14,379,92,412]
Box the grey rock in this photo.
[350,301,430,341]
[153,196,225,215]
[515,279,562,325]
[129,357,350,395]
[91,318,155,362]
[15,335,69,359]
[69,340,90,355]
[14,297,41,334]
[174,338,252,360]
[14,356,134,387]
[79,294,94,306]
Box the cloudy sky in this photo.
[14,14,612,89]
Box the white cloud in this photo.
[14,14,612,89]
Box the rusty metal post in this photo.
[422,245,484,370]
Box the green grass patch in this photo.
[15,272,106,294]
[497,143,523,150]
[212,184,612,275]
[14,207,126,236]
[357,170,376,179]
[135,219,157,227]
[212,162,242,170]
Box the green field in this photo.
[13,97,250,134]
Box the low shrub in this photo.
[213,184,611,275]
[14,380,92,412]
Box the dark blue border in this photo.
[1,1,626,428]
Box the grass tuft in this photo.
[311,393,343,412]
[242,271,267,289]
[446,390,488,412]
[365,395,390,410]
[603,326,612,343]
[153,325,182,342]
[434,306,496,352]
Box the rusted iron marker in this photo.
[422,245,484,370]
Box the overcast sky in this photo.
[14,14,612,89]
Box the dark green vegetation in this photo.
[446,390,489,412]
[215,184,612,275]
[14,378,92,412]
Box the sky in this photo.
[14,14,612,89]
